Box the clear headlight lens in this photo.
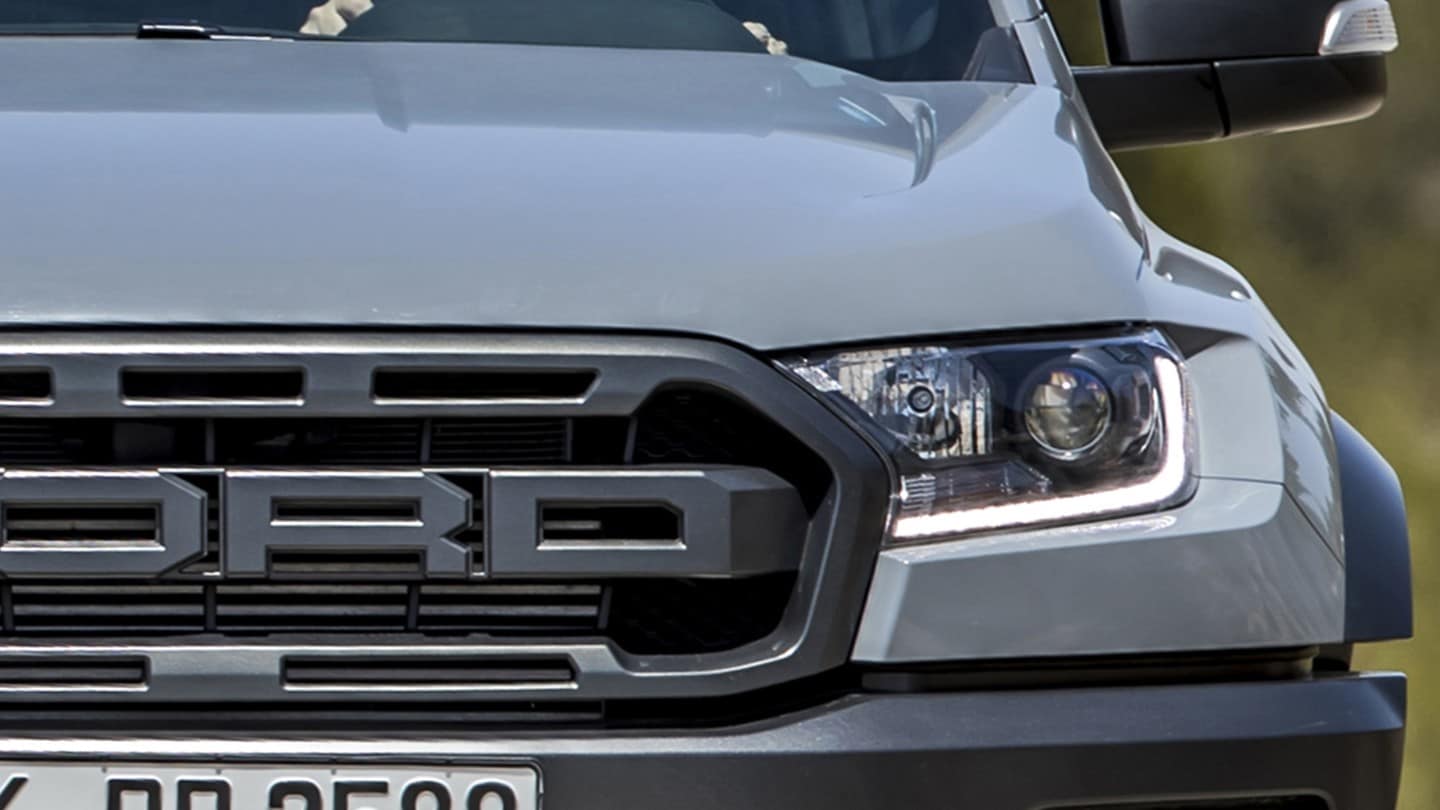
[782,329,1194,544]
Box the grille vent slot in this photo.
[0,370,51,402]
[0,657,146,687]
[283,656,575,688]
[122,369,304,403]
[373,369,595,401]
[2,504,160,544]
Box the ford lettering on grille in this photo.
[0,471,474,578]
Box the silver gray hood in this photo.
[0,38,1147,349]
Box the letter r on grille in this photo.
[223,471,472,578]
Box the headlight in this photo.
[781,328,1195,543]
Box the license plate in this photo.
[0,763,539,810]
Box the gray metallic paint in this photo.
[851,241,1353,660]
[848,13,1353,659]
[853,478,1343,661]
[0,38,1151,348]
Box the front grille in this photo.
[0,334,884,705]
[3,577,793,652]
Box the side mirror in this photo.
[1072,0,1398,150]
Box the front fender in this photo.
[1333,412,1413,642]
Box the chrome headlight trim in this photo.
[890,353,1190,540]
[779,329,1196,544]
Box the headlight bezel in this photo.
[778,327,1196,545]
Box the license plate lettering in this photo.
[0,765,538,810]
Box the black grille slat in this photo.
[418,604,600,616]
[11,584,205,634]
[6,582,607,637]
[0,422,78,464]
[217,584,410,633]
[430,418,571,464]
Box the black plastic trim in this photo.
[1218,54,1386,138]
[0,674,1402,810]
[860,647,1317,692]
[1075,63,1226,150]
[1054,797,1327,810]
[1332,412,1413,643]
[1076,54,1386,150]
[1100,0,1339,65]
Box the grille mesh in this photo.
[5,582,604,637]
[430,418,570,463]
[1,578,794,651]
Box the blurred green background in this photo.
[1050,1,1434,806]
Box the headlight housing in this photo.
[781,329,1194,544]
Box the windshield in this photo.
[0,0,1028,81]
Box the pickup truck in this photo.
[0,0,1412,808]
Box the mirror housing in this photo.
[1072,0,1398,150]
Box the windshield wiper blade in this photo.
[135,21,327,41]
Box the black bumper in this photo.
[0,673,1405,810]
[543,673,1404,810]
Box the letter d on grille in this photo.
[0,471,206,576]
[223,471,472,577]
